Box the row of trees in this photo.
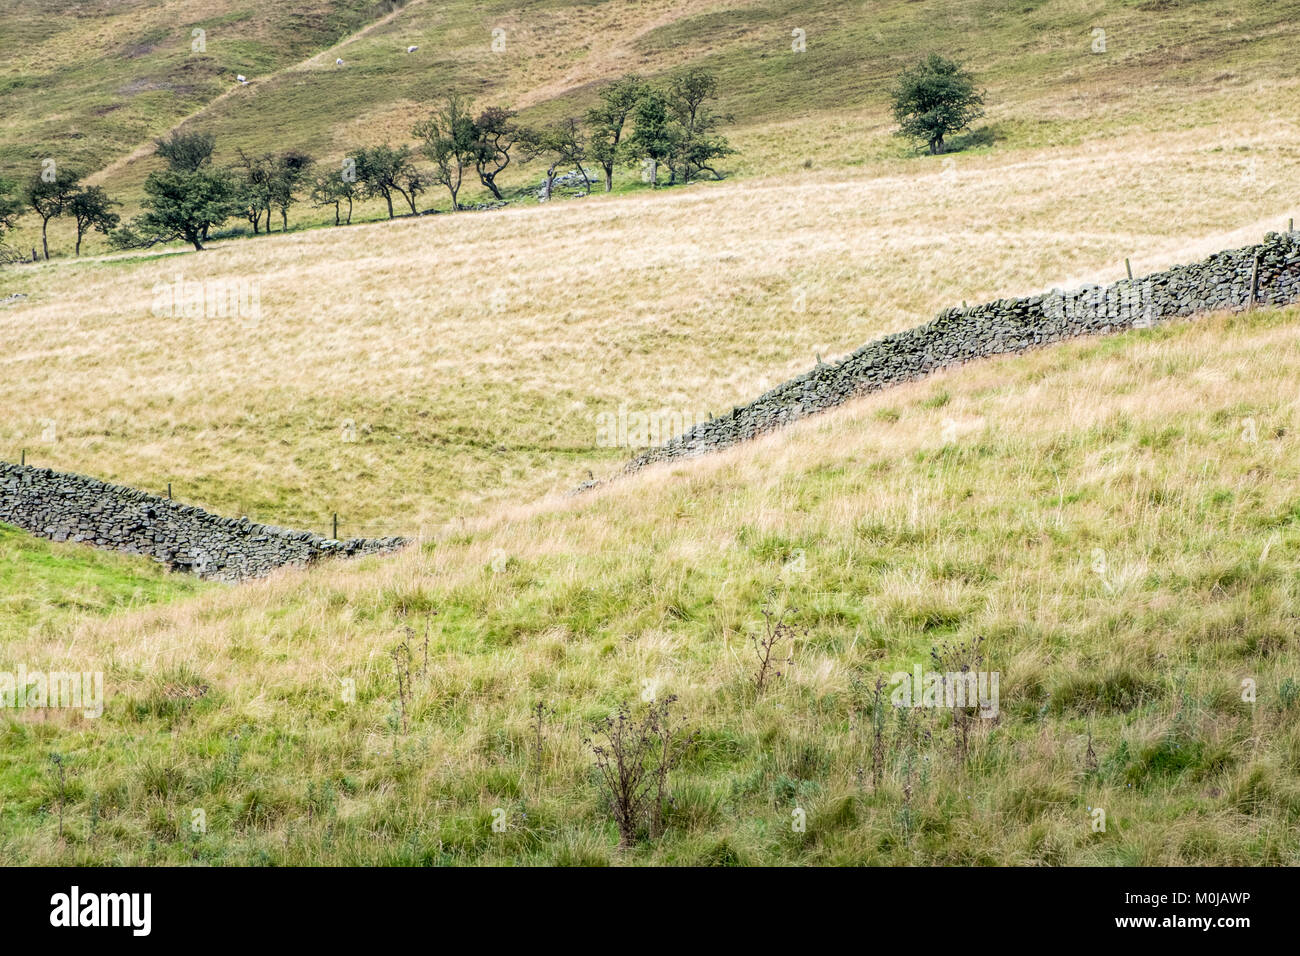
[3,58,986,257]
[0,168,120,260]
[0,67,735,255]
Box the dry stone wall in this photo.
[620,231,1300,474]
[0,462,406,581]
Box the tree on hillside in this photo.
[311,168,359,225]
[472,106,518,201]
[124,166,241,251]
[413,94,479,210]
[25,166,81,260]
[665,68,733,183]
[67,186,120,256]
[890,54,985,155]
[626,89,676,188]
[155,130,216,172]
[235,149,275,234]
[518,118,589,201]
[268,149,315,231]
[587,74,649,193]
[354,144,425,218]
[0,177,21,241]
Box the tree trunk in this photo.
[345,198,352,224]
[333,202,340,226]
[281,207,288,231]
[41,218,50,260]
[385,192,394,219]
[482,176,503,201]
[649,159,658,188]
[75,229,83,256]
[604,164,613,193]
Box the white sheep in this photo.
[407,45,418,53]
[236,74,248,84]
[336,58,344,66]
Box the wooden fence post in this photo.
[1249,253,1260,310]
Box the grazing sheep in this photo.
[236,74,248,84]
[336,58,344,66]
[407,45,418,53]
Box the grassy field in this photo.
[2,0,1299,867]
[0,524,206,645]
[3,305,1300,864]
[2,119,1297,535]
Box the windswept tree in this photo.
[268,149,314,231]
[472,106,517,201]
[587,75,648,193]
[627,90,675,188]
[890,54,985,155]
[0,177,21,241]
[155,130,216,172]
[125,166,241,251]
[67,186,120,255]
[665,68,733,183]
[25,166,80,259]
[354,144,425,218]
[311,167,359,225]
[518,118,589,200]
[413,94,478,210]
[235,149,274,234]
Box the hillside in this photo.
[4,304,1300,864]
[2,0,1299,870]
[2,127,1297,534]
[1,0,1298,255]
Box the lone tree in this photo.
[67,186,120,255]
[413,94,478,210]
[25,166,81,260]
[587,74,649,193]
[890,54,985,155]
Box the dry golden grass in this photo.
[2,113,1297,535]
